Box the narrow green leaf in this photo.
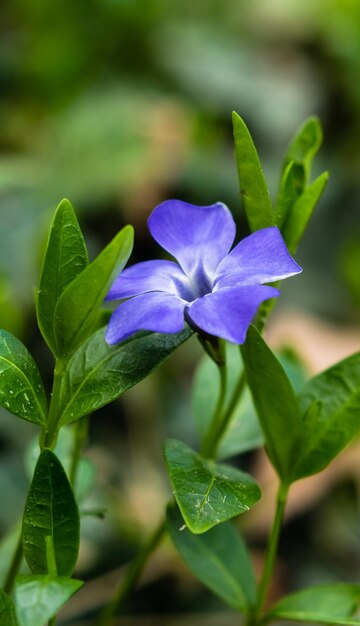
[0,589,17,626]
[241,326,302,482]
[53,224,134,357]
[275,161,305,229]
[36,199,89,355]
[282,171,329,254]
[268,584,360,625]
[232,111,274,231]
[293,351,360,480]
[164,439,261,534]
[22,449,80,576]
[58,327,192,426]
[282,116,323,182]
[15,575,83,626]
[167,504,256,611]
[0,329,47,425]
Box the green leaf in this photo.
[282,171,329,254]
[0,329,47,425]
[275,161,305,229]
[293,351,360,480]
[57,327,192,426]
[167,504,256,612]
[281,116,323,183]
[53,224,134,357]
[22,449,80,576]
[15,575,83,626]
[0,589,17,626]
[241,326,302,482]
[36,199,89,355]
[232,111,274,231]
[164,439,261,534]
[268,584,360,625]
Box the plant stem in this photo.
[69,416,89,487]
[255,482,289,619]
[3,528,23,594]
[48,617,56,626]
[40,358,66,450]
[98,519,167,626]
[200,356,228,458]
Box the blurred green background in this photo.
[0,1,360,623]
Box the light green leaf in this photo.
[58,327,192,426]
[275,161,305,229]
[268,583,360,625]
[282,116,323,183]
[36,198,89,355]
[167,504,256,612]
[15,575,83,626]
[0,330,47,425]
[241,326,302,482]
[282,171,329,254]
[53,225,134,357]
[164,439,261,534]
[0,589,17,626]
[22,450,80,576]
[232,111,274,231]
[293,351,360,480]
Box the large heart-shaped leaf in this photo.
[53,224,133,357]
[232,111,274,232]
[57,327,192,426]
[22,450,79,576]
[268,584,360,625]
[15,575,83,626]
[164,439,261,534]
[293,351,360,480]
[167,504,256,612]
[36,198,88,355]
[0,330,47,425]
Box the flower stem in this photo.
[200,356,228,458]
[255,482,289,619]
[3,528,23,595]
[98,519,167,626]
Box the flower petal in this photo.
[105,259,192,300]
[147,200,236,278]
[214,227,302,289]
[105,292,186,344]
[186,285,280,344]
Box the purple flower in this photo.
[105,200,302,345]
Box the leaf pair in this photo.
[242,325,360,484]
[36,198,133,358]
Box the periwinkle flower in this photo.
[105,200,302,345]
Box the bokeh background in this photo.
[0,1,360,624]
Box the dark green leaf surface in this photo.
[22,450,80,576]
[167,504,256,611]
[275,161,305,229]
[15,575,83,626]
[36,199,88,355]
[58,327,192,426]
[282,171,329,254]
[293,351,360,480]
[269,584,360,625]
[0,589,17,626]
[282,116,323,182]
[232,112,274,231]
[0,330,47,425]
[164,439,261,534]
[53,224,134,356]
[241,326,302,482]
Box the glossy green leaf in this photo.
[0,330,47,425]
[58,327,192,426]
[268,584,360,625]
[241,326,302,482]
[293,351,360,480]
[167,504,256,612]
[282,171,329,254]
[0,589,17,626]
[15,575,83,626]
[275,161,305,229]
[36,198,89,355]
[164,439,261,534]
[22,449,80,576]
[232,111,274,231]
[53,224,134,357]
[282,116,323,183]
